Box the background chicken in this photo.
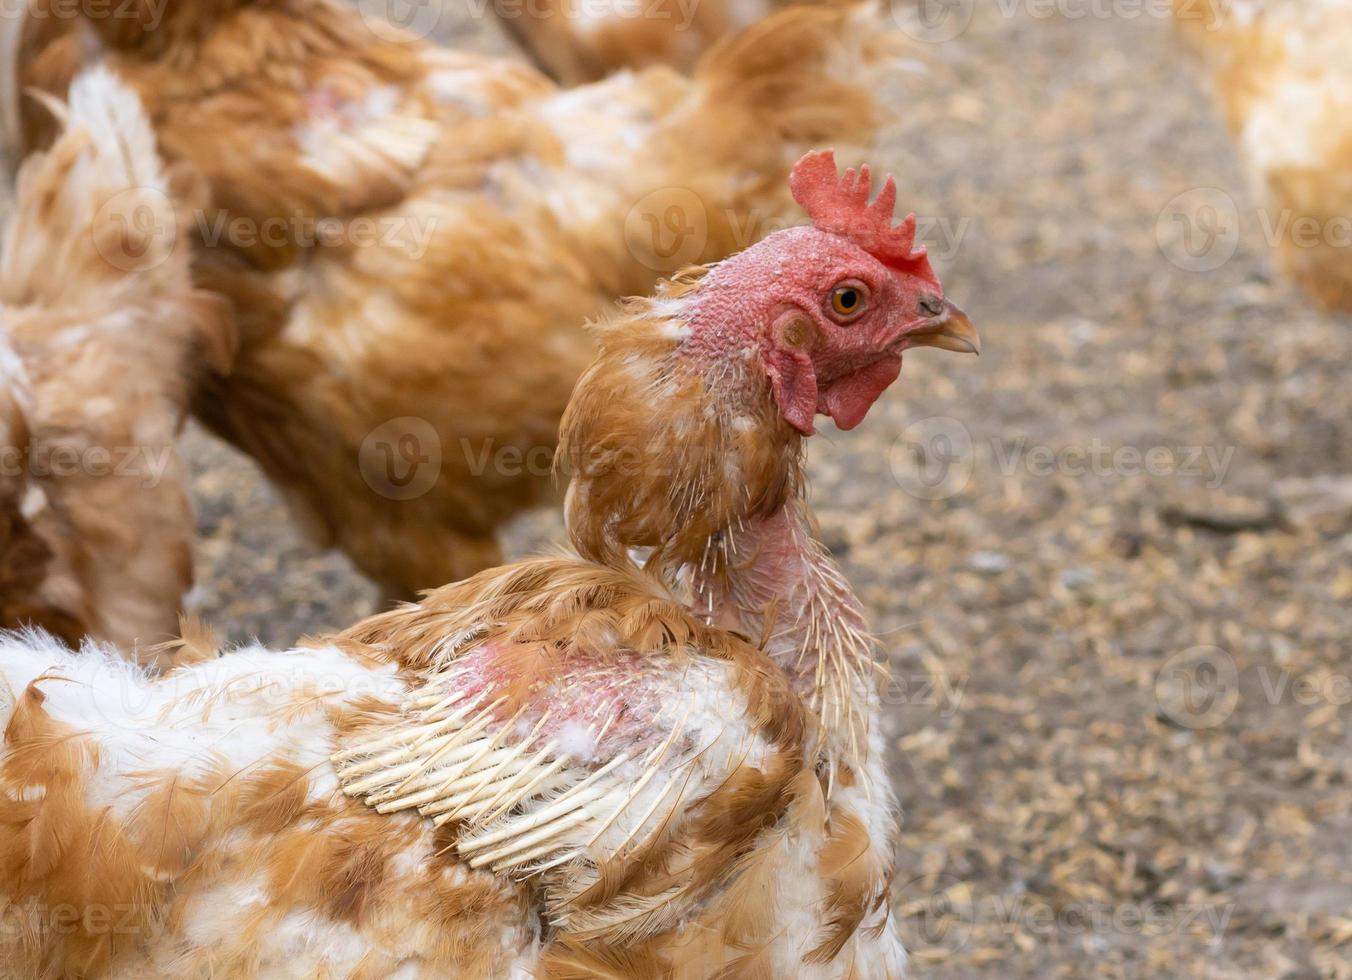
[0,69,227,653]
[493,0,779,83]
[3,0,910,600]
[0,152,977,976]
[1175,0,1352,310]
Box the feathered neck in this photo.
[559,273,804,574]
[558,282,880,771]
[688,499,880,775]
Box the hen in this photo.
[494,0,779,83]
[5,0,908,598]
[0,69,227,654]
[1175,0,1352,309]
[0,151,977,977]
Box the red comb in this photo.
[789,150,937,282]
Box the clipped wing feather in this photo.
[332,556,808,941]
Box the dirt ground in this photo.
[177,3,1352,977]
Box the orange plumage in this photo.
[4,0,909,599]
[0,69,229,655]
[0,150,978,977]
[1176,0,1352,310]
[494,0,781,84]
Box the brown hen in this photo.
[0,150,978,978]
[1176,0,1352,310]
[5,0,911,598]
[0,68,228,654]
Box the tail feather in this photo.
[496,0,778,84]
[0,0,87,166]
[0,68,230,652]
[0,66,232,367]
[649,3,924,262]
[1,67,178,309]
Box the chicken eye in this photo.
[828,282,868,321]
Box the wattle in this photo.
[817,355,903,430]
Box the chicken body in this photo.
[1176,0,1352,309]
[0,629,539,978]
[9,0,898,597]
[0,553,900,977]
[0,69,227,653]
[0,149,982,977]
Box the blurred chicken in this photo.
[0,151,977,977]
[1176,0,1352,309]
[0,68,227,654]
[3,0,909,599]
[494,0,780,84]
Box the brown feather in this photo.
[0,73,230,657]
[10,0,901,597]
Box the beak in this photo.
[908,301,980,355]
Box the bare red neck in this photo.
[689,497,879,773]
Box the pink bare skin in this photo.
[682,150,979,435]
[669,149,982,758]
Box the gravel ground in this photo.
[178,4,1352,977]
